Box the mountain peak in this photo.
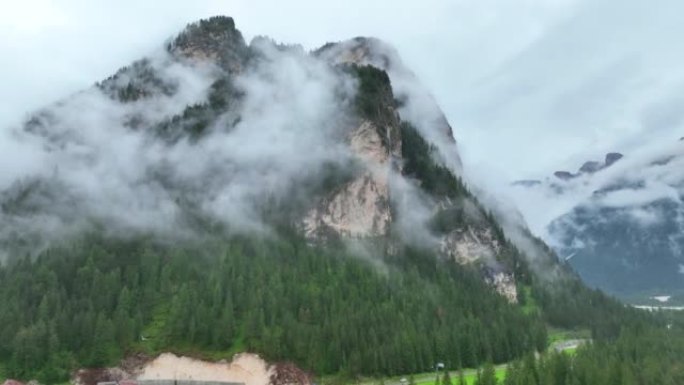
[316,36,460,159]
[605,152,624,167]
[552,151,624,180]
[168,16,248,73]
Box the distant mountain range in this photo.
[513,143,684,300]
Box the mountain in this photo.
[549,152,624,181]
[0,16,652,385]
[1,17,526,301]
[512,143,684,301]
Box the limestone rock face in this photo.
[303,172,391,239]
[303,121,394,239]
[485,271,518,303]
[440,226,501,265]
[440,226,518,302]
[350,121,393,165]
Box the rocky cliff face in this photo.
[311,38,521,300]
[303,121,395,239]
[441,226,502,265]
[439,225,517,302]
[316,37,461,170]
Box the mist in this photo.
[0,24,477,263]
[0,37,366,249]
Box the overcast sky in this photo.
[2,0,683,181]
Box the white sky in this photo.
[1,0,683,181]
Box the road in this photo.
[354,365,507,385]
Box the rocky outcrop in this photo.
[303,121,393,239]
[439,226,517,302]
[303,172,391,238]
[440,226,501,265]
[169,16,249,73]
[485,270,518,303]
[349,121,394,165]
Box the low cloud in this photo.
[0,30,478,263]
[0,39,362,249]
